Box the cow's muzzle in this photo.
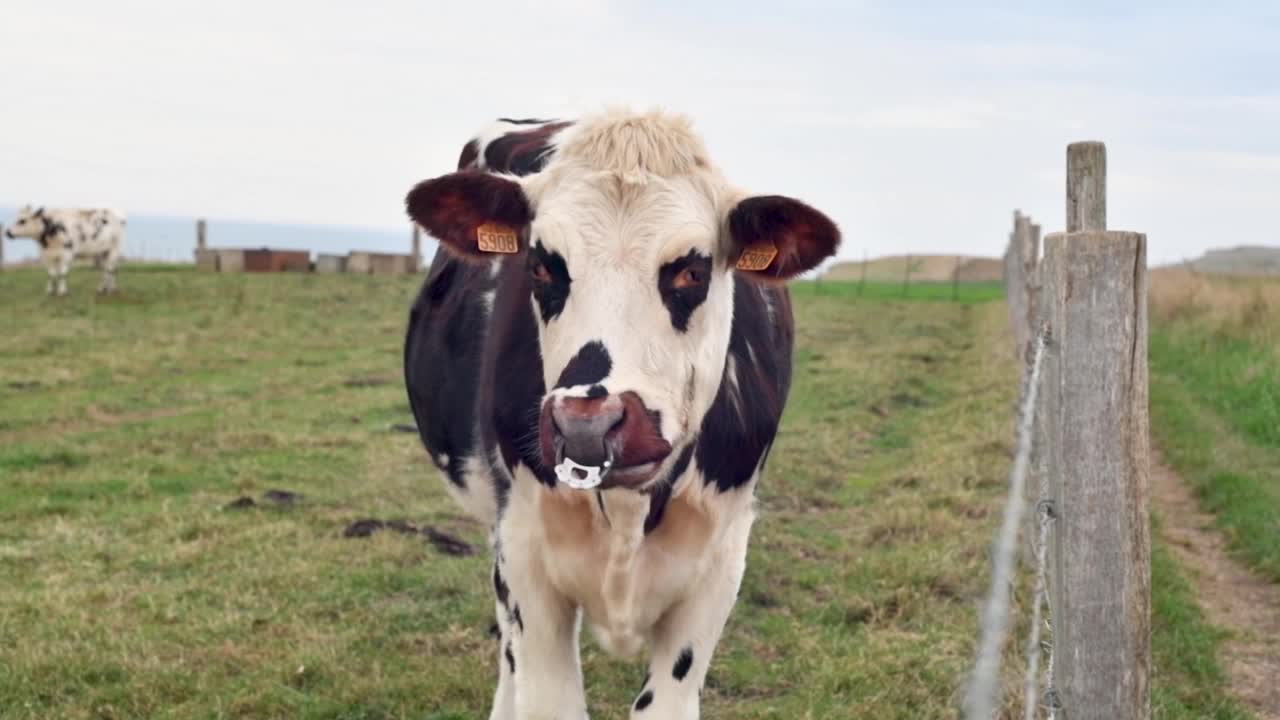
[540,391,672,490]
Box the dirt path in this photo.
[1151,456,1280,719]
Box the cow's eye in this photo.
[672,266,706,290]
[530,259,552,284]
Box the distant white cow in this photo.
[4,205,126,295]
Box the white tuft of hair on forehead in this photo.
[552,108,713,185]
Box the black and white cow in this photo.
[403,110,840,719]
[4,205,125,295]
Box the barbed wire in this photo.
[1023,499,1058,720]
[963,324,1052,720]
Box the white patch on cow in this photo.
[480,289,496,315]
[489,257,503,278]
[518,110,743,473]
[5,205,125,296]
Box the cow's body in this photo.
[4,205,125,295]
[403,112,838,719]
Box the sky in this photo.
[2,1,1277,266]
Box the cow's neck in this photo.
[596,488,651,642]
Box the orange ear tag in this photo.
[735,243,778,271]
[477,223,519,254]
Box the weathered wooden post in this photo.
[411,224,422,272]
[1066,141,1106,233]
[1043,141,1150,720]
[1005,211,1030,357]
[196,218,207,252]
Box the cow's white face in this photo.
[5,205,45,240]
[521,171,735,484]
[406,110,840,490]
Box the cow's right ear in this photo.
[405,171,531,260]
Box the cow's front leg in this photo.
[497,541,588,719]
[489,590,516,720]
[99,251,119,294]
[630,520,752,720]
[55,255,71,296]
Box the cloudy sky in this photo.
[2,0,1276,264]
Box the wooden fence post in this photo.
[1043,141,1150,720]
[1004,211,1030,357]
[411,224,422,272]
[196,219,207,251]
[1067,141,1106,233]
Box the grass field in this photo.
[1149,270,1280,582]
[0,268,1245,718]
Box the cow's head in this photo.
[406,110,840,490]
[5,205,47,241]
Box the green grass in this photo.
[0,265,1241,718]
[793,279,1006,304]
[1149,323,1280,583]
[1150,536,1252,719]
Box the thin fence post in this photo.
[1044,141,1150,720]
[902,254,912,298]
[1005,211,1030,357]
[411,224,422,272]
[952,254,961,301]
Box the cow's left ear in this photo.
[725,195,840,281]
[405,170,532,261]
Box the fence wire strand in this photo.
[1022,500,1056,720]
[963,325,1050,720]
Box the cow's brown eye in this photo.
[531,260,552,284]
[672,266,706,290]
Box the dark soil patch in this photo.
[342,518,475,556]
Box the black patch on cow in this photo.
[673,646,694,681]
[657,250,713,332]
[595,490,611,528]
[458,140,480,170]
[643,444,693,534]
[529,242,571,323]
[493,563,510,609]
[510,604,524,633]
[634,690,654,711]
[641,670,651,689]
[505,642,516,674]
[696,282,794,491]
[555,341,612,389]
[484,122,570,176]
[498,117,555,125]
[586,384,607,399]
[37,220,64,249]
[404,253,491,490]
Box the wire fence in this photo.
[962,325,1053,720]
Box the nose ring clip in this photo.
[555,451,614,490]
